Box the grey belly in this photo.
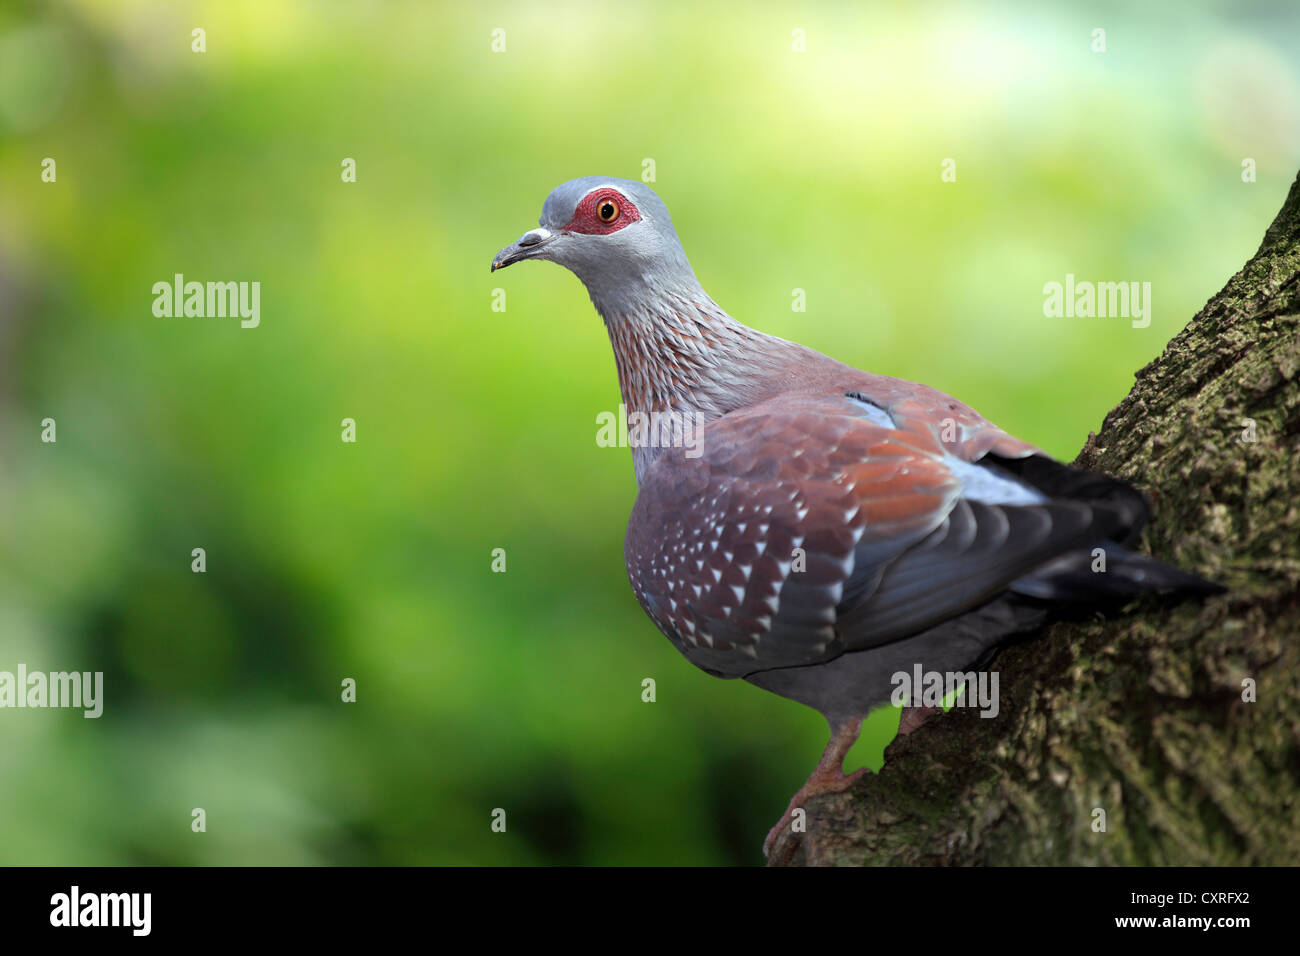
[743,596,1048,728]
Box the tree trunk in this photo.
[768,171,1300,867]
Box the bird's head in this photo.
[491,177,702,311]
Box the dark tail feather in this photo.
[984,453,1151,546]
[1009,544,1225,603]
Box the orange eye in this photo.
[596,198,619,223]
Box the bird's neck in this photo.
[592,287,810,479]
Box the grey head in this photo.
[491,177,704,315]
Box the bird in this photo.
[491,177,1221,856]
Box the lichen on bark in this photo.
[768,171,1300,867]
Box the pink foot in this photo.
[763,717,869,859]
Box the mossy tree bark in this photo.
[769,171,1300,867]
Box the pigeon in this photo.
[491,177,1220,855]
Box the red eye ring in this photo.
[564,189,642,235]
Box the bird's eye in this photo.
[596,198,620,223]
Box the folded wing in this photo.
[625,389,1138,679]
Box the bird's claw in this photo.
[762,766,869,859]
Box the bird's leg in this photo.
[763,717,868,858]
[898,705,940,736]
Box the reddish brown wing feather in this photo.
[625,393,965,678]
[624,384,1126,681]
[842,373,1040,461]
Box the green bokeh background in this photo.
[1,0,1296,865]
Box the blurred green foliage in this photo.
[0,0,1296,865]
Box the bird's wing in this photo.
[625,388,1132,679]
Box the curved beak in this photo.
[491,226,554,272]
